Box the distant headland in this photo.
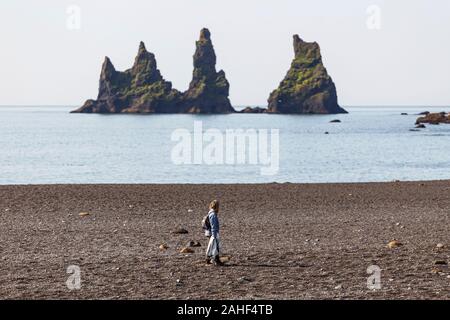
[71,29,347,115]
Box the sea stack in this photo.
[267,35,347,114]
[71,42,182,113]
[182,28,235,113]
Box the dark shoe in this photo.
[213,256,224,266]
[205,258,212,265]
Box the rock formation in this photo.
[72,42,182,113]
[72,29,234,114]
[416,112,450,125]
[238,106,267,113]
[181,28,234,113]
[267,35,347,114]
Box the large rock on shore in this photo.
[181,28,235,113]
[416,112,450,125]
[267,35,347,114]
[72,42,182,113]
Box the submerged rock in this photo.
[181,28,235,113]
[267,35,347,114]
[239,106,267,113]
[416,112,450,125]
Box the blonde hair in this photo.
[209,199,219,212]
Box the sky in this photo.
[0,0,449,106]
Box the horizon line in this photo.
[0,104,448,108]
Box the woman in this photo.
[205,200,223,266]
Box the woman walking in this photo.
[204,200,223,266]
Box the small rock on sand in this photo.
[436,243,445,249]
[79,212,90,217]
[237,277,252,283]
[220,256,231,263]
[387,240,403,248]
[187,241,201,247]
[173,228,189,234]
[180,247,194,254]
[159,244,169,250]
[434,260,447,266]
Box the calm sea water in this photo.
[0,106,449,184]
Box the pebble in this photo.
[180,247,194,254]
[238,277,252,283]
[173,228,189,234]
[187,241,201,247]
[79,212,90,217]
[387,240,403,248]
[436,243,445,249]
[334,284,343,290]
[159,244,169,250]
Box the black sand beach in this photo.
[0,181,449,299]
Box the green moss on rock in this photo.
[71,29,235,114]
[267,35,347,114]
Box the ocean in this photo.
[0,106,449,184]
